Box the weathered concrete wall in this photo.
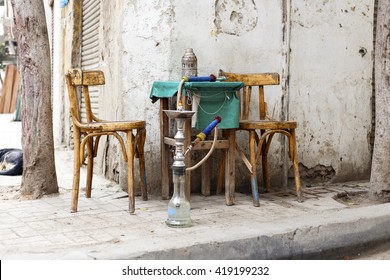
[113,0,288,194]
[58,0,80,148]
[289,1,374,185]
[97,1,126,182]
[55,0,374,196]
[52,0,64,147]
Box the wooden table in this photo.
[150,81,244,205]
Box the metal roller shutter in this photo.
[81,0,101,121]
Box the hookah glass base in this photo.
[163,110,195,228]
[166,169,192,228]
[166,201,192,228]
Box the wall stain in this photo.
[214,0,258,36]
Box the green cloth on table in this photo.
[150,81,243,129]
[150,81,181,99]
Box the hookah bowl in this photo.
[163,110,195,228]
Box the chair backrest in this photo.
[65,69,105,124]
[219,69,279,121]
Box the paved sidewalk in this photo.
[1,114,390,260]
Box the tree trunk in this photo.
[370,0,390,201]
[11,0,58,198]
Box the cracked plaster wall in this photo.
[109,0,287,193]
[289,1,374,184]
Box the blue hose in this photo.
[185,74,217,82]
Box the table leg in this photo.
[201,151,211,196]
[184,117,192,201]
[160,98,170,200]
[225,129,236,205]
[183,97,192,201]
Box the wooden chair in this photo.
[219,69,302,206]
[65,69,148,213]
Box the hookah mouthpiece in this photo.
[198,116,221,140]
[185,116,222,155]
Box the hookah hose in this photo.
[176,75,216,110]
[177,78,186,111]
[186,116,221,172]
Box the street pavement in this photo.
[1,114,390,260]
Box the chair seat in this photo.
[239,120,297,130]
[80,120,146,132]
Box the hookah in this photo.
[164,74,221,228]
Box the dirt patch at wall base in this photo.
[334,191,388,208]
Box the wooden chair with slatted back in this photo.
[219,69,302,206]
[65,68,148,214]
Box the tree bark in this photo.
[11,0,58,198]
[370,0,390,201]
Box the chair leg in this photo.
[71,131,81,213]
[160,99,170,200]
[85,138,94,198]
[225,129,236,206]
[261,139,270,193]
[249,130,260,207]
[137,128,148,201]
[217,149,226,195]
[290,129,303,202]
[126,131,135,214]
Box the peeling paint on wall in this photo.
[293,163,336,185]
[214,0,258,36]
